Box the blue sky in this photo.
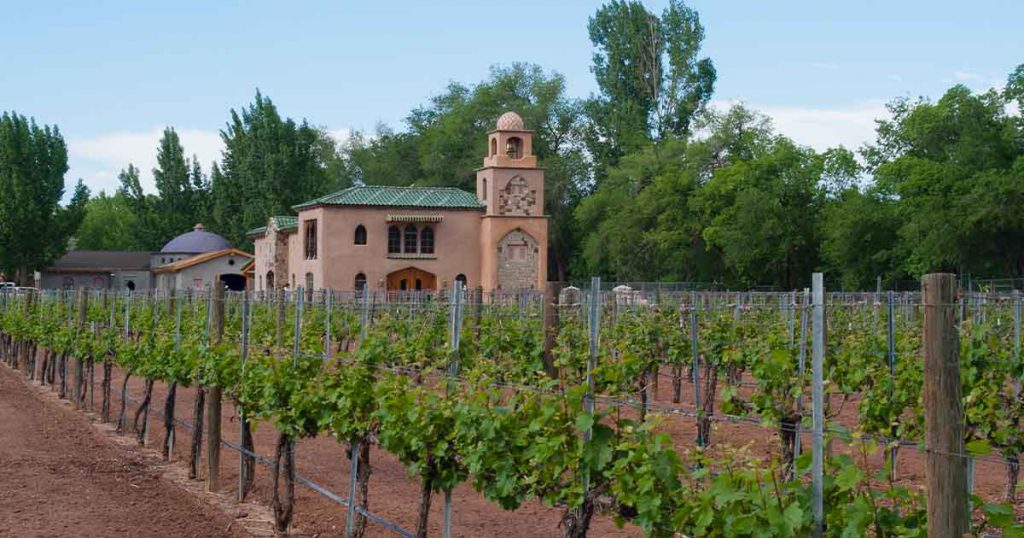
[3,0,1021,195]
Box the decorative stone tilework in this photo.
[497,229,538,290]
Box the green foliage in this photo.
[865,82,1024,277]
[4,291,1023,537]
[74,191,142,250]
[212,91,344,247]
[0,111,88,283]
[585,0,716,176]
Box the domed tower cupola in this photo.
[476,111,549,293]
[483,112,537,169]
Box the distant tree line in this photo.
[3,0,1023,289]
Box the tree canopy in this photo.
[0,111,88,284]
[21,0,1022,291]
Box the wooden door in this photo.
[386,267,437,292]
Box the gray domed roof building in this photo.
[161,223,232,254]
[41,223,252,292]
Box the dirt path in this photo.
[0,364,250,538]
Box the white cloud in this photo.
[954,70,985,82]
[710,99,890,152]
[952,70,1003,90]
[887,74,903,82]
[69,128,223,195]
[327,127,353,147]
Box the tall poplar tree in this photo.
[0,111,89,283]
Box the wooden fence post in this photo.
[206,282,225,492]
[73,288,87,408]
[542,281,565,379]
[922,273,969,538]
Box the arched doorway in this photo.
[386,267,436,292]
[220,274,246,291]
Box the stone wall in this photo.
[498,176,538,216]
[262,223,291,289]
[496,229,539,291]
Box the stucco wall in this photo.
[288,208,325,291]
[40,272,112,290]
[157,254,247,290]
[307,205,484,292]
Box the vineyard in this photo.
[2,276,1024,537]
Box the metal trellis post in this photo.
[811,273,825,538]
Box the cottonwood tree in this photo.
[584,0,716,178]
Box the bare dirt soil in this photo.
[0,364,251,538]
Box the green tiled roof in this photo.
[246,215,298,237]
[293,185,485,211]
[273,216,298,230]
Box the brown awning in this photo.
[386,214,443,223]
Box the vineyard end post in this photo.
[542,281,565,380]
[74,288,87,407]
[922,272,968,538]
[206,282,225,493]
[238,291,251,501]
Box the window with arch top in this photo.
[388,226,401,253]
[420,226,434,254]
[354,224,367,245]
[404,225,418,253]
[490,138,497,156]
[355,273,367,291]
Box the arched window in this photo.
[482,178,487,201]
[388,226,401,254]
[404,225,418,253]
[354,273,367,292]
[305,272,314,291]
[266,271,275,290]
[420,226,434,254]
[505,137,523,159]
[354,225,367,245]
[455,274,467,289]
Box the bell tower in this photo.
[477,112,548,291]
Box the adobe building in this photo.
[248,111,548,293]
[41,224,251,291]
